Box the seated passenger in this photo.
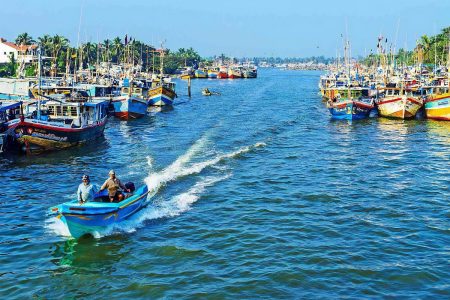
[100,170,130,202]
[77,175,96,204]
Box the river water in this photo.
[1,69,449,299]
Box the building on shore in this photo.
[0,38,37,64]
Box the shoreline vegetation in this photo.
[0,33,203,78]
[0,26,449,78]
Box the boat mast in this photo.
[37,46,42,119]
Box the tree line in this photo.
[0,32,203,77]
[361,26,450,68]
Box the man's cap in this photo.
[109,170,115,175]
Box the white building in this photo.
[0,38,37,64]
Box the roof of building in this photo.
[0,40,37,51]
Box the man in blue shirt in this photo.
[77,174,96,204]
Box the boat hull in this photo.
[218,71,228,79]
[207,71,218,78]
[14,118,107,152]
[377,96,423,119]
[112,96,148,120]
[194,70,207,78]
[328,100,373,120]
[243,70,257,78]
[148,86,176,106]
[425,95,450,121]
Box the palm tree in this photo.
[111,37,123,63]
[50,35,69,76]
[15,32,35,45]
[102,39,111,62]
[37,35,52,56]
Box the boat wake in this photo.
[45,135,265,239]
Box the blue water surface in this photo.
[1,69,449,299]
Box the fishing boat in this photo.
[424,86,450,121]
[148,78,177,107]
[194,69,207,78]
[327,88,375,120]
[228,67,242,79]
[14,95,109,152]
[0,100,22,153]
[217,66,228,79]
[376,86,423,119]
[147,46,177,107]
[243,67,257,78]
[111,80,148,119]
[50,184,151,238]
[207,68,219,79]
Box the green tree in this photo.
[15,32,35,45]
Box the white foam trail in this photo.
[144,141,265,195]
[106,174,232,236]
[45,216,72,237]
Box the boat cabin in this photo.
[0,101,21,126]
[43,99,108,127]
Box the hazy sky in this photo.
[1,0,449,57]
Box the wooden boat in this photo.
[218,66,228,79]
[228,67,242,79]
[0,101,22,153]
[207,68,219,78]
[327,88,374,120]
[423,84,450,121]
[14,96,109,152]
[243,68,257,78]
[111,84,148,119]
[50,185,151,238]
[377,87,423,119]
[194,69,207,78]
[148,78,177,107]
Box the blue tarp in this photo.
[0,101,22,112]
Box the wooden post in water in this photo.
[188,76,191,98]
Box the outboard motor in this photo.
[125,182,135,193]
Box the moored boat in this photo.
[111,83,148,119]
[207,68,219,78]
[243,68,257,78]
[327,88,374,120]
[228,67,242,79]
[148,78,177,107]
[194,69,207,78]
[0,101,22,153]
[376,87,423,119]
[50,185,151,238]
[14,96,109,152]
[217,66,228,79]
[424,86,450,121]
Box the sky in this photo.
[1,0,449,58]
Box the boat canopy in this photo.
[0,101,22,112]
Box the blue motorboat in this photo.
[50,184,151,238]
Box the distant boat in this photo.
[243,68,257,78]
[50,184,151,238]
[207,68,219,78]
[0,100,22,153]
[111,81,148,119]
[14,96,109,152]
[194,69,207,78]
[148,78,177,107]
[217,66,228,79]
[228,67,242,79]
[424,86,450,121]
[377,87,423,119]
[327,88,374,120]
